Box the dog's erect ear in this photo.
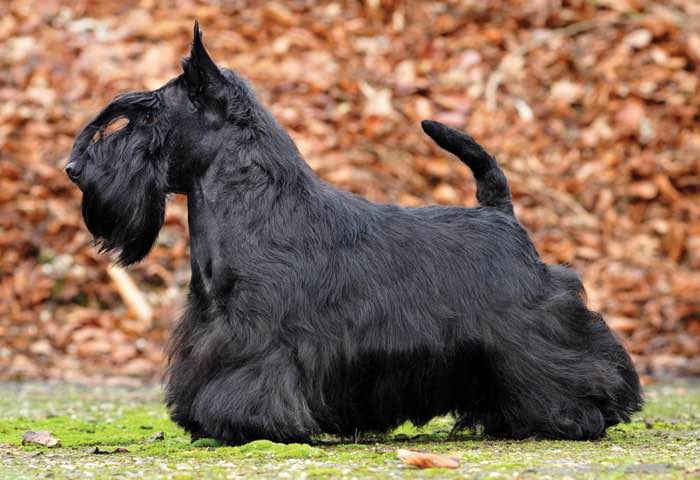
[182,20,226,98]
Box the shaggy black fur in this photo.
[67,22,643,444]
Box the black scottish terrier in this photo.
[67,22,642,444]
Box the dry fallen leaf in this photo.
[397,449,460,469]
[263,2,298,27]
[21,431,60,448]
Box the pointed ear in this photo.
[182,20,226,96]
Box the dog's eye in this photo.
[143,110,156,125]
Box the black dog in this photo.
[67,22,642,444]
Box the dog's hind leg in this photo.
[494,322,637,439]
[456,273,641,440]
[190,353,319,444]
[477,342,610,440]
[455,341,609,439]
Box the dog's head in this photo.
[67,21,250,265]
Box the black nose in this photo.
[65,161,82,182]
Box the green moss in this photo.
[235,439,324,458]
[0,381,698,479]
[190,438,224,448]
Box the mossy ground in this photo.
[0,382,698,479]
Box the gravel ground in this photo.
[0,381,698,479]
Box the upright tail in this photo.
[421,120,513,215]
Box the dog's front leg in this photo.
[190,352,319,445]
[164,297,223,440]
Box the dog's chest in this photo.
[186,195,230,300]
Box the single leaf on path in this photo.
[397,449,460,469]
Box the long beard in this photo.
[72,91,168,266]
[81,168,166,266]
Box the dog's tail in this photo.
[421,120,513,215]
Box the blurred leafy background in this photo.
[1,0,699,383]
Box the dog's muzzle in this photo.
[65,160,82,184]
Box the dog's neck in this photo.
[184,117,321,301]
